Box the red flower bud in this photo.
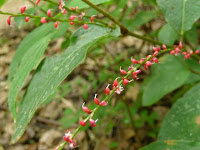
[62,9,67,15]
[54,21,59,28]
[69,15,76,21]
[146,55,151,59]
[41,17,47,24]
[7,16,12,26]
[145,61,152,67]
[83,24,88,29]
[178,42,182,49]
[94,94,100,105]
[162,44,166,50]
[100,100,108,106]
[89,119,97,127]
[131,57,139,64]
[113,78,119,87]
[170,50,175,55]
[151,57,159,63]
[153,51,158,56]
[25,17,30,22]
[195,50,199,54]
[47,9,51,17]
[36,0,40,5]
[122,77,130,85]
[82,102,91,114]
[20,6,26,14]
[105,84,110,95]
[90,16,94,22]
[79,120,86,126]
[120,67,127,75]
[153,46,158,52]
[70,22,74,25]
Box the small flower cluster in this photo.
[63,130,76,148]
[7,0,94,30]
[57,43,200,149]
[169,42,200,64]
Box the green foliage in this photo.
[158,23,178,45]
[0,0,7,8]
[157,0,200,35]
[11,25,120,143]
[142,55,190,106]
[123,10,157,31]
[141,141,200,150]
[8,23,56,120]
[158,83,200,141]
[141,83,200,149]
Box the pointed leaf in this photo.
[157,0,200,34]
[8,24,55,120]
[142,55,190,106]
[12,25,120,143]
[141,140,200,150]
[158,83,200,141]
[8,23,55,83]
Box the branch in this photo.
[43,0,109,26]
[0,11,107,27]
[81,0,168,47]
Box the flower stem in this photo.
[57,49,172,150]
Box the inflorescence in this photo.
[6,0,95,29]
[55,43,199,149]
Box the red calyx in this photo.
[122,77,129,85]
[100,100,108,106]
[113,78,119,87]
[25,17,30,22]
[89,119,97,127]
[79,120,86,126]
[90,16,94,22]
[83,24,88,29]
[105,84,110,95]
[36,0,40,5]
[41,17,47,24]
[94,94,100,105]
[82,103,91,114]
[7,16,12,26]
[47,9,51,17]
[120,67,127,75]
[20,6,26,14]
[54,21,59,28]
[131,57,139,64]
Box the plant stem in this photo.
[81,0,170,47]
[43,0,109,26]
[0,11,107,27]
[125,102,135,130]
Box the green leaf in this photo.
[158,23,178,45]
[66,0,112,9]
[142,55,190,106]
[12,25,120,143]
[8,23,55,120]
[140,140,200,150]
[8,23,55,83]
[157,0,200,34]
[0,0,7,8]
[185,25,198,47]
[123,11,157,31]
[158,83,200,141]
